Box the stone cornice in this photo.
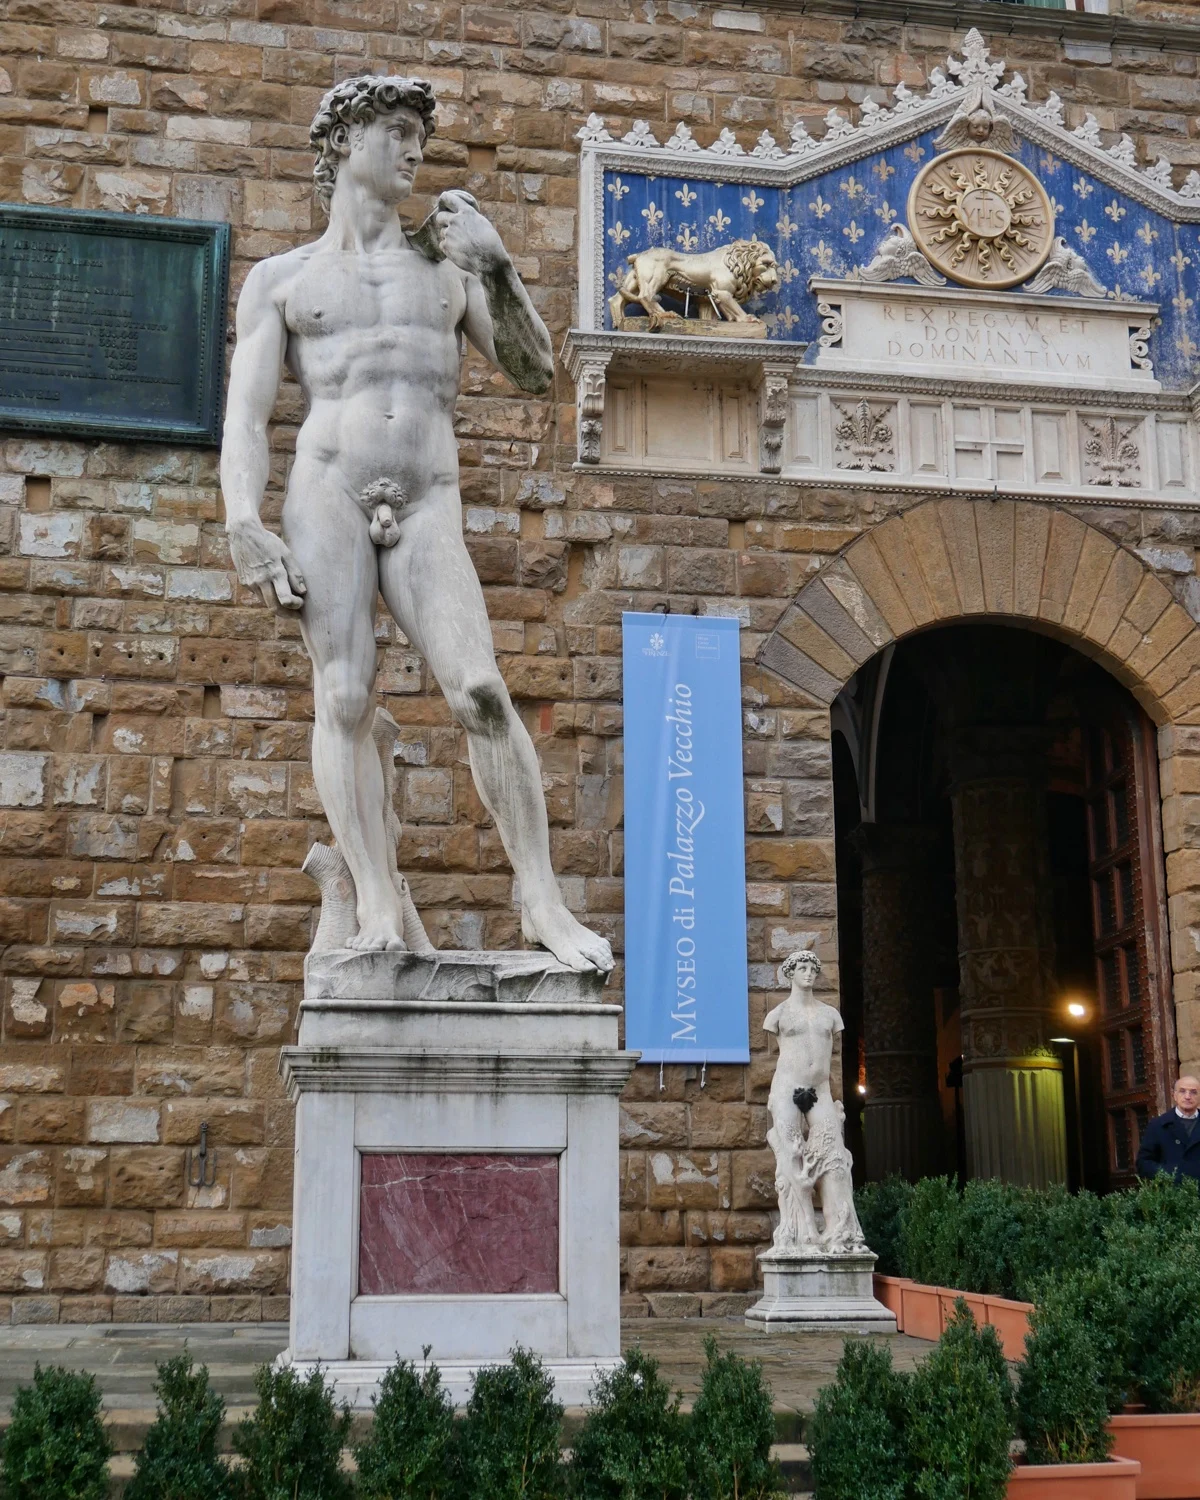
[279,1046,640,1099]
[758,0,1200,55]
[563,329,1196,411]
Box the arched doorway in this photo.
[756,498,1192,1192]
[831,622,1174,1192]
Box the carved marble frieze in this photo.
[561,330,1196,505]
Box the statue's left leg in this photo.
[379,495,614,973]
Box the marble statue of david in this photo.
[220,75,613,973]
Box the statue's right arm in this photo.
[219,261,307,612]
[763,1003,782,1035]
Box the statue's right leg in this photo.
[283,472,405,951]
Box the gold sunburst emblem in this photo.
[907,148,1054,290]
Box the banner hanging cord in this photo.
[700,1059,707,1089]
[658,1061,664,1093]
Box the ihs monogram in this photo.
[908,148,1054,290]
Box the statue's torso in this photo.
[770,996,839,1097]
[272,238,470,498]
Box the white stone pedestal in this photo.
[278,948,638,1407]
[745,1249,897,1332]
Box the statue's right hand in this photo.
[227,520,307,611]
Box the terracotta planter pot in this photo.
[1007,1456,1141,1500]
[1107,1413,1200,1498]
[940,1287,987,1331]
[872,1275,910,1330]
[900,1281,941,1341]
[985,1295,1034,1359]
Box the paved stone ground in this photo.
[0,1318,933,1418]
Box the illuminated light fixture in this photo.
[856,1084,868,1095]
[1049,1037,1075,1044]
[1067,1002,1087,1019]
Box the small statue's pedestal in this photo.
[279,949,637,1407]
[745,1249,897,1332]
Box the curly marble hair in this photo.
[310,75,437,212]
[781,949,822,982]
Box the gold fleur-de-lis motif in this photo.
[809,193,831,219]
[904,143,925,163]
[676,225,698,250]
[1176,332,1200,360]
[607,221,631,245]
[641,202,664,228]
[1107,243,1130,265]
[1050,196,1065,215]
[841,175,864,199]
[1039,153,1060,175]
[843,219,865,244]
[1076,219,1097,245]
[769,307,800,332]
[1173,288,1195,315]
[779,258,800,283]
[810,238,834,271]
[674,184,697,207]
[874,201,897,224]
[1140,265,1162,289]
[741,189,764,213]
[1073,178,1094,199]
[708,208,731,232]
[776,213,798,238]
[1136,223,1159,246]
[1169,248,1192,274]
[1104,198,1127,222]
[607,176,630,200]
[872,160,896,181]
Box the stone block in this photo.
[626,1249,710,1292]
[179,1250,286,1294]
[0,1149,54,1206]
[109,1149,185,1209]
[11,1296,60,1324]
[645,1150,723,1210]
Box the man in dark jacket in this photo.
[1136,1076,1200,1183]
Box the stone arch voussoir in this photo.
[758,497,1200,728]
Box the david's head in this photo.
[310,75,437,213]
[782,949,822,989]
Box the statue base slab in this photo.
[279,948,638,1407]
[745,1249,897,1332]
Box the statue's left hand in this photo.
[435,190,509,279]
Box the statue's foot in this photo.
[522,901,614,974]
[348,912,407,952]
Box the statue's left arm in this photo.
[434,190,554,395]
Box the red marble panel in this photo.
[358,1152,559,1296]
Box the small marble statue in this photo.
[764,951,867,1255]
[219,74,612,973]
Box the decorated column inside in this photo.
[855,823,945,1182]
[949,727,1067,1188]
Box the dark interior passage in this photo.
[832,622,1176,1193]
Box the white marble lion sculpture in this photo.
[608,239,779,330]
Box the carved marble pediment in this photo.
[576,28,1200,389]
[569,29,1200,505]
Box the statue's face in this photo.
[341,104,424,204]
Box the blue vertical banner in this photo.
[622,613,749,1064]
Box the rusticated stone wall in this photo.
[4,0,1200,1323]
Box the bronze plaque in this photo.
[0,205,229,446]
